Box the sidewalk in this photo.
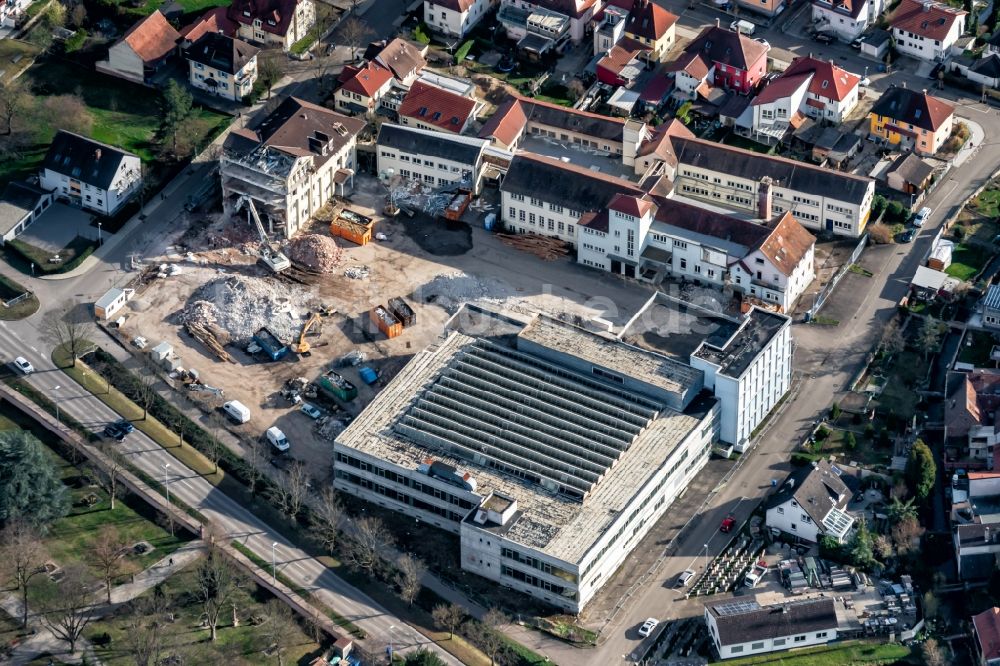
[952,116,985,168]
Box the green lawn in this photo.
[810,426,889,467]
[112,0,228,20]
[723,133,777,154]
[6,236,96,275]
[946,244,992,281]
[0,39,41,84]
[715,640,913,665]
[85,564,325,665]
[959,330,998,367]
[973,186,1000,218]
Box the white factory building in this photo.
[333,307,718,612]
[376,123,490,194]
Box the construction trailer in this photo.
[370,305,403,339]
[253,327,289,361]
[318,370,358,402]
[387,297,415,328]
[329,209,374,246]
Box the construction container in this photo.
[387,297,415,328]
[318,371,358,402]
[252,327,289,361]
[359,366,378,385]
[330,209,374,246]
[443,189,472,221]
[370,305,403,339]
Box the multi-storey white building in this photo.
[424,0,497,37]
[183,32,259,102]
[377,123,490,194]
[334,308,717,612]
[705,598,839,660]
[498,0,600,42]
[890,0,966,62]
[40,131,142,216]
[220,97,364,238]
[763,459,854,543]
[811,0,886,41]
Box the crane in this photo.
[234,195,291,273]
[293,312,322,355]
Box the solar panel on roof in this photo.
[714,600,761,616]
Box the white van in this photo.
[730,19,755,36]
[223,400,251,424]
[266,426,290,453]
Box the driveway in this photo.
[17,203,97,254]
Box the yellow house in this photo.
[869,87,955,156]
[620,0,677,62]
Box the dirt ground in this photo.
[120,175,656,474]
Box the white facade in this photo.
[101,39,146,84]
[811,0,885,41]
[593,6,627,54]
[0,0,30,27]
[500,0,594,41]
[705,605,838,660]
[730,244,815,312]
[424,0,496,37]
[40,156,142,216]
[502,190,583,245]
[753,80,810,133]
[188,54,258,102]
[765,497,824,542]
[892,18,965,61]
[377,126,488,194]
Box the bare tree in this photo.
[916,317,946,360]
[244,437,267,498]
[310,486,344,555]
[207,414,224,474]
[432,603,464,639]
[339,17,374,60]
[0,79,29,136]
[89,443,126,510]
[922,638,946,666]
[70,3,86,28]
[0,520,48,628]
[260,598,296,666]
[257,52,286,100]
[395,553,426,606]
[891,516,925,555]
[136,369,158,420]
[195,547,244,641]
[344,515,394,576]
[42,95,93,136]
[269,460,311,521]
[91,525,130,604]
[35,563,98,653]
[476,608,509,666]
[41,302,94,367]
[124,595,168,666]
[567,78,586,101]
[878,319,906,358]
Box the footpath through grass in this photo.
[715,640,913,665]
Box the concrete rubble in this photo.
[416,272,515,312]
[344,265,370,280]
[288,234,343,273]
[180,275,311,344]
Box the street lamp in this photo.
[271,542,278,584]
[703,543,710,567]
[52,385,60,422]
[97,222,102,246]
[387,625,396,664]
[163,463,173,536]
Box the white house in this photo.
[811,0,887,41]
[705,598,839,660]
[377,123,489,194]
[221,97,365,238]
[498,0,600,42]
[183,32,260,102]
[983,285,1000,332]
[956,523,1000,579]
[40,131,142,216]
[424,0,497,38]
[890,0,967,62]
[764,459,855,544]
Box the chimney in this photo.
[758,176,773,220]
[94,148,101,161]
[716,17,720,27]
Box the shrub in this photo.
[885,201,909,224]
[454,39,474,63]
[868,222,894,245]
[845,431,857,450]
[413,23,431,44]
[872,194,888,219]
[865,423,875,439]
[953,224,966,241]
[791,453,814,466]
[830,402,842,420]
[815,425,831,442]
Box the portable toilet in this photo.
[359,366,378,385]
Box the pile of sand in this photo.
[181,275,311,344]
[288,234,342,273]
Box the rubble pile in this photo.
[417,272,514,312]
[344,265,370,280]
[181,275,310,344]
[288,234,343,273]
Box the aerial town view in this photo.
[1,0,1000,661]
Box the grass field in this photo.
[0,39,42,84]
[715,640,913,665]
[959,330,998,367]
[973,186,1000,218]
[876,350,927,421]
[945,244,992,281]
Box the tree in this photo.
[395,553,426,606]
[844,431,857,450]
[244,437,267,498]
[848,518,877,571]
[344,516,394,577]
[887,497,918,524]
[70,3,86,28]
[873,534,893,559]
[0,79,28,136]
[257,52,286,100]
[42,95,92,136]
[123,596,168,666]
[195,547,244,641]
[879,319,906,357]
[567,78,587,102]
[89,443,126,511]
[830,402,841,421]
[310,486,344,555]
[405,648,447,666]
[339,17,374,59]
[891,516,924,555]
[41,301,94,368]
[922,637,945,666]
[432,603,464,639]
[91,525,130,604]
[35,563,98,653]
[475,608,509,666]
[269,460,311,521]
[260,599,296,666]
[922,591,939,620]
[867,222,894,244]
[136,369,158,420]
[160,80,193,155]
[916,317,946,360]
[0,430,69,528]
[0,520,48,628]
[207,414,224,474]
[906,439,936,501]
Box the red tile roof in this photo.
[426,0,474,11]
[637,119,694,165]
[339,61,393,97]
[871,86,954,132]
[684,25,768,73]
[974,607,1000,663]
[398,81,477,132]
[479,93,627,146]
[969,471,1000,480]
[752,72,811,106]
[782,56,860,102]
[180,6,237,41]
[608,193,654,217]
[639,72,674,103]
[758,211,816,277]
[597,37,649,80]
[478,97,528,147]
[665,50,710,79]
[623,0,677,41]
[121,10,181,63]
[890,0,966,41]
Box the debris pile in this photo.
[344,265,370,280]
[288,234,343,273]
[181,275,310,344]
[496,233,570,261]
[417,272,514,311]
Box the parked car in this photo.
[103,422,127,441]
[859,76,870,86]
[266,426,290,453]
[912,206,932,227]
[13,356,33,374]
[900,228,916,243]
[720,515,736,532]
[813,32,835,44]
[638,618,659,637]
[850,37,864,49]
[115,419,135,435]
[300,403,323,419]
[676,569,696,587]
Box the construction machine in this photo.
[234,195,291,273]
[293,312,322,355]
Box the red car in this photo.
[720,515,736,533]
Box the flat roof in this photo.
[621,293,742,361]
[693,307,789,378]
[336,328,701,565]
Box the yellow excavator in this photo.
[293,313,322,355]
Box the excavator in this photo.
[293,312,322,355]
[233,195,291,273]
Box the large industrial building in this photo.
[333,307,719,612]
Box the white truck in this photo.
[731,19,755,36]
[744,561,768,588]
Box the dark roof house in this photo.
[41,131,139,191]
[229,0,303,38]
[683,24,768,73]
[765,459,850,525]
[502,152,642,212]
[870,86,955,132]
[377,123,487,165]
[707,598,838,647]
[184,32,259,74]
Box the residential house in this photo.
[669,136,875,237]
[735,0,784,17]
[335,61,395,116]
[593,4,629,55]
[96,10,181,84]
[945,369,1000,470]
[398,81,479,133]
[228,0,315,51]
[336,39,427,116]
[0,182,53,245]
[633,118,694,176]
[890,0,966,62]
[664,50,712,100]
[811,0,887,41]
[603,0,678,62]
[179,6,236,45]
[424,0,497,38]
[984,285,1000,332]
[764,459,855,543]
[596,38,649,87]
[369,38,427,86]
[498,0,601,42]
[869,86,955,156]
[884,152,935,193]
[39,131,142,216]
[951,53,1000,89]
[377,123,489,193]
[220,97,365,238]
[183,32,260,102]
[955,523,1000,579]
[972,607,1000,666]
[705,598,839,659]
[669,23,769,96]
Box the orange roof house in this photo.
[96,10,181,84]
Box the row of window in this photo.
[336,452,477,510]
[336,470,468,522]
[729,633,825,654]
